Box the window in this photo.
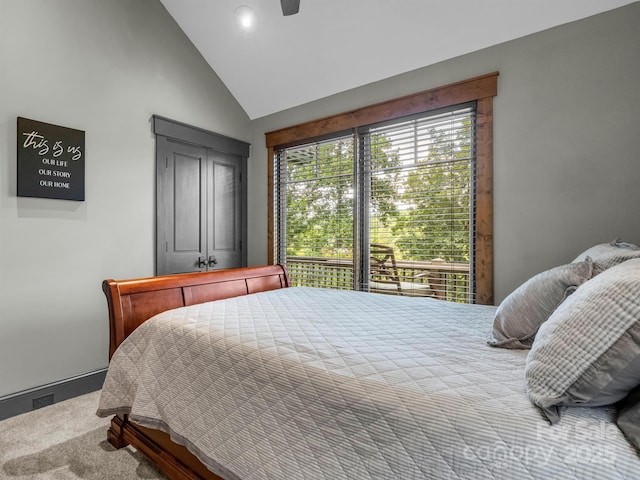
[275,134,355,290]
[365,106,476,302]
[267,73,497,304]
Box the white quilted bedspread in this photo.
[97,287,640,479]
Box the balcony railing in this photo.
[285,256,472,303]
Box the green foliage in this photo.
[284,139,355,257]
[368,134,401,228]
[282,115,473,264]
[392,119,473,262]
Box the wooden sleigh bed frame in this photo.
[102,265,291,480]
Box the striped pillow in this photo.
[526,258,640,423]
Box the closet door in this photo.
[207,151,242,270]
[154,115,249,276]
[156,137,207,274]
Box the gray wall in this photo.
[0,0,250,398]
[249,2,640,303]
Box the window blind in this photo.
[275,104,477,303]
[364,106,476,302]
[275,134,356,289]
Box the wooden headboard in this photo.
[102,265,291,359]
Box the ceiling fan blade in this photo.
[281,0,300,16]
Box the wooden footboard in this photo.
[102,265,291,479]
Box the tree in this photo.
[283,134,401,258]
[393,117,472,263]
[283,138,354,257]
[279,110,475,301]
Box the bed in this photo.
[97,263,640,480]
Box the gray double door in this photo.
[156,135,245,275]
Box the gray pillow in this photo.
[526,258,640,423]
[572,238,640,274]
[488,260,593,349]
[617,386,640,451]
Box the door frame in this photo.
[153,115,249,274]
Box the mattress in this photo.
[97,286,640,479]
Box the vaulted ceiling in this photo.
[159,0,636,120]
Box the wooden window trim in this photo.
[266,72,498,304]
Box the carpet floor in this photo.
[0,390,167,479]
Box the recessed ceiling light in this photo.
[234,5,258,31]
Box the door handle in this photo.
[197,257,207,268]
[208,256,218,267]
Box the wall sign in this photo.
[17,117,85,201]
